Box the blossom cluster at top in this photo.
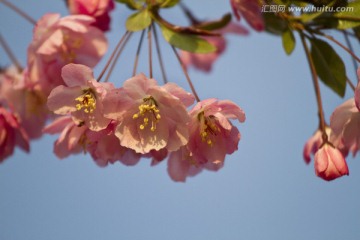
[2,0,356,182]
[0,0,252,182]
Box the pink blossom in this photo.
[187,98,245,170]
[43,116,88,159]
[303,127,332,164]
[330,98,360,156]
[0,107,29,163]
[166,98,245,182]
[68,0,115,31]
[103,74,194,154]
[86,122,141,167]
[314,144,349,181]
[0,67,48,139]
[230,0,265,31]
[180,22,248,72]
[47,64,113,131]
[27,13,107,95]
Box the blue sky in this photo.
[1,1,360,239]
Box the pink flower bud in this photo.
[68,0,115,31]
[314,144,349,181]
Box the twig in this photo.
[104,33,132,82]
[148,25,153,78]
[171,46,200,102]
[152,23,168,83]
[97,31,129,82]
[300,32,327,141]
[0,0,36,25]
[132,30,145,76]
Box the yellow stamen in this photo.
[133,96,161,132]
[75,90,96,114]
[198,112,220,147]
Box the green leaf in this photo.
[115,0,142,10]
[334,1,360,29]
[282,29,296,55]
[126,9,152,32]
[263,12,288,35]
[160,25,216,53]
[196,13,232,31]
[310,38,346,97]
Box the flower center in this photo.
[60,31,83,63]
[198,112,220,146]
[75,89,96,114]
[132,96,161,132]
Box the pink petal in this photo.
[355,79,360,110]
[123,73,158,100]
[47,85,81,114]
[103,88,135,120]
[58,15,96,32]
[217,100,246,122]
[67,125,87,149]
[37,29,63,55]
[167,148,191,182]
[225,125,241,154]
[327,146,349,176]
[43,116,74,134]
[314,147,329,173]
[330,99,356,136]
[119,149,141,166]
[163,83,195,107]
[61,64,94,87]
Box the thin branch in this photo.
[133,30,145,76]
[148,25,153,78]
[152,23,168,84]
[104,32,132,82]
[171,46,200,102]
[0,33,22,72]
[300,32,327,140]
[97,31,129,82]
[343,31,358,73]
[346,77,356,92]
[0,0,36,25]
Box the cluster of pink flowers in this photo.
[303,68,360,181]
[44,64,245,181]
[0,4,111,163]
[0,0,249,182]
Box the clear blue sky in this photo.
[1,1,360,240]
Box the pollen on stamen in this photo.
[134,96,161,132]
[75,92,96,114]
[198,113,220,147]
